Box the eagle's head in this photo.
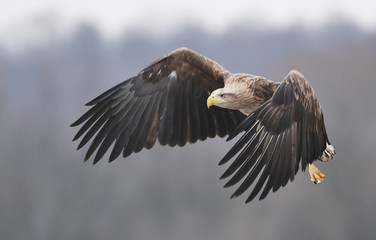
[207,88,237,109]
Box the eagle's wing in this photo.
[71,48,245,164]
[219,70,330,202]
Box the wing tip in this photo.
[226,133,236,141]
[92,155,101,165]
[230,193,238,199]
[218,156,230,166]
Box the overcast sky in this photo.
[2,0,376,48]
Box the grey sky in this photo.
[2,0,376,49]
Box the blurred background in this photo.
[1,0,376,239]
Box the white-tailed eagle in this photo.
[72,47,335,202]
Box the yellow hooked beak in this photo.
[207,94,225,108]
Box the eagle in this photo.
[71,47,335,202]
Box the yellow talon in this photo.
[309,163,325,184]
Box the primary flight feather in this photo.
[72,47,335,202]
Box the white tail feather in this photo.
[319,144,336,162]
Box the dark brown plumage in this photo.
[72,47,335,202]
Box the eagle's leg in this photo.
[309,163,325,184]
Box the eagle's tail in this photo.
[319,143,336,162]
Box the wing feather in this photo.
[72,48,245,163]
[220,70,331,201]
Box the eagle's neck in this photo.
[238,78,280,116]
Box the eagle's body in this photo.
[72,47,335,202]
[210,73,279,115]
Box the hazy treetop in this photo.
[2,0,376,51]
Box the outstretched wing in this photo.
[71,47,245,164]
[219,70,330,202]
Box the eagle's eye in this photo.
[220,94,225,98]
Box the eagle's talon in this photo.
[309,163,325,184]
